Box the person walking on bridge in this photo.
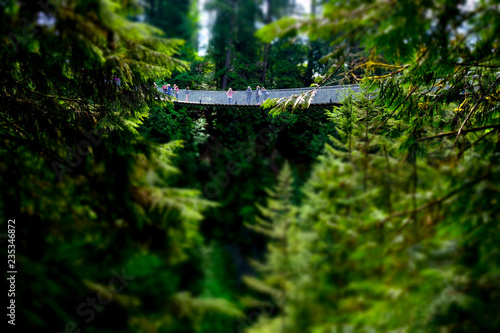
[185,86,189,102]
[255,86,261,105]
[261,87,269,102]
[226,88,237,104]
[166,84,172,96]
[162,83,167,94]
[245,86,252,104]
[227,88,237,104]
[174,84,179,100]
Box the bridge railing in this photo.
[156,85,360,105]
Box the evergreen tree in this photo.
[206,0,238,89]
[207,0,295,89]
[144,0,199,46]
[243,162,298,332]
[251,0,500,330]
[0,0,241,330]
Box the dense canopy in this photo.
[1,0,499,332]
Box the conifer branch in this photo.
[454,76,500,145]
[378,172,490,224]
[419,124,500,141]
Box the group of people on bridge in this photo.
[155,83,190,101]
[226,86,269,105]
[154,82,270,105]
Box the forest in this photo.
[1,0,500,332]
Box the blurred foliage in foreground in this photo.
[250,0,500,332]
[0,0,241,331]
[1,0,500,332]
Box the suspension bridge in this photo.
[157,85,360,106]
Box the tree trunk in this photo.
[260,0,272,84]
[221,0,236,90]
[261,43,270,84]
[304,0,317,87]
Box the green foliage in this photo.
[242,162,297,321]
[144,0,198,44]
[266,39,309,88]
[239,1,500,322]
[141,104,194,142]
[4,0,500,332]
[245,82,500,331]
[207,0,302,89]
[170,57,217,90]
[0,0,240,331]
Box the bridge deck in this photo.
[169,100,342,108]
[157,85,359,106]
